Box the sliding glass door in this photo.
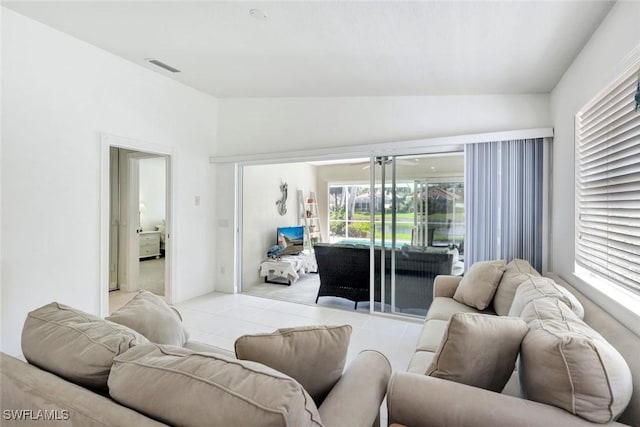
[371,154,465,317]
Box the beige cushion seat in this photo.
[407,351,436,374]
[426,297,493,321]
[415,320,449,352]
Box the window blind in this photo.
[576,62,640,295]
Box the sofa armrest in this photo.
[318,350,391,427]
[387,372,626,427]
[433,275,463,298]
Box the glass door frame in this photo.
[368,153,465,317]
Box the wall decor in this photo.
[276,182,288,216]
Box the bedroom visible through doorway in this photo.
[108,147,171,313]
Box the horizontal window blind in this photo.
[576,62,640,295]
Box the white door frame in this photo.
[100,133,176,317]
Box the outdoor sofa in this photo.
[313,242,455,314]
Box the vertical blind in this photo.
[465,138,544,271]
[575,62,640,295]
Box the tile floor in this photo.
[173,291,423,373]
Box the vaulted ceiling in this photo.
[4,1,615,98]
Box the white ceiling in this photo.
[4,1,614,98]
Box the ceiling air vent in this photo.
[145,58,181,73]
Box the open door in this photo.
[108,148,170,297]
[126,153,142,292]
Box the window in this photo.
[328,180,464,249]
[575,61,640,295]
[328,184,372,243]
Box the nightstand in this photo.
[139,231,161,259]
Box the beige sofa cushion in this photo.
[415,320,449,352]
[493,259,540,316]
[519,302,632,423]
[453,259,506,310]
[109,344,323,427]
[235,325,351,405]
[407,351,436,375]
[426,297,490,321]
[426,313,528,392]
[509,275,584,318]
[106,290,188,346]
[22,302,148,391]
[519,296,570,324]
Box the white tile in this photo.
[361,316,410,336]
[267,300,334,321]
[219,305,271,322]
[184,313,229,335]
[322,310,371,329]
[212,318,273,340]
[178,307,219,327]
[349,327,402,358]
[195,333,236,352]
[254,311,321,329]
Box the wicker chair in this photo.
[313,243,454,312]
[314,244,379,309]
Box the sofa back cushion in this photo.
[22,302,148,392]
[519,299,632,423]
[426,313,528,392]
[108,344,323,427]
[235,325,351,405]
[106,290,188,346]
[493,259,540,316]
[453,260,506,310]
[508,275,584,318]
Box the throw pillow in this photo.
[22,302,148,392]
[106,290,188,346]
[453,259,506,310]
[425,313,528,392]
[508,275,584,318]
[520,309,632,423]
[492,258,540,316]
[108,344,323,427]
[235,325,352,405]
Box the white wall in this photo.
[241,163,316,290]
[549,2,640,327]
[139,156,166,231]
[216,95,550,156]
[1,9,218,356]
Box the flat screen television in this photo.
[276,226,305,255]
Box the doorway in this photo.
[105,142,172,314]
[237,153,464,317]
